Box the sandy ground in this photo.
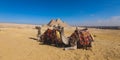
[0,24,120,60]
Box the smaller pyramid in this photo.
[56,18,62,23]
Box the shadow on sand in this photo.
[29,37,38,41]
[29,37,92,50]
[29,37,67,48]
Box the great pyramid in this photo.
[47,18,69,27]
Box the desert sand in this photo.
[0,23,120,60]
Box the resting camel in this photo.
[64,27,94,50]
[39,26,67,47]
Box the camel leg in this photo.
[64,45,77,50]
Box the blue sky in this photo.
[0,0,120,26]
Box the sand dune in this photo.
[0,24,120,60]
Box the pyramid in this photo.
[48,19,56,25]
[47,18,69,27]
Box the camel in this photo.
[64,27,94,50]
[39,26,67,47]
